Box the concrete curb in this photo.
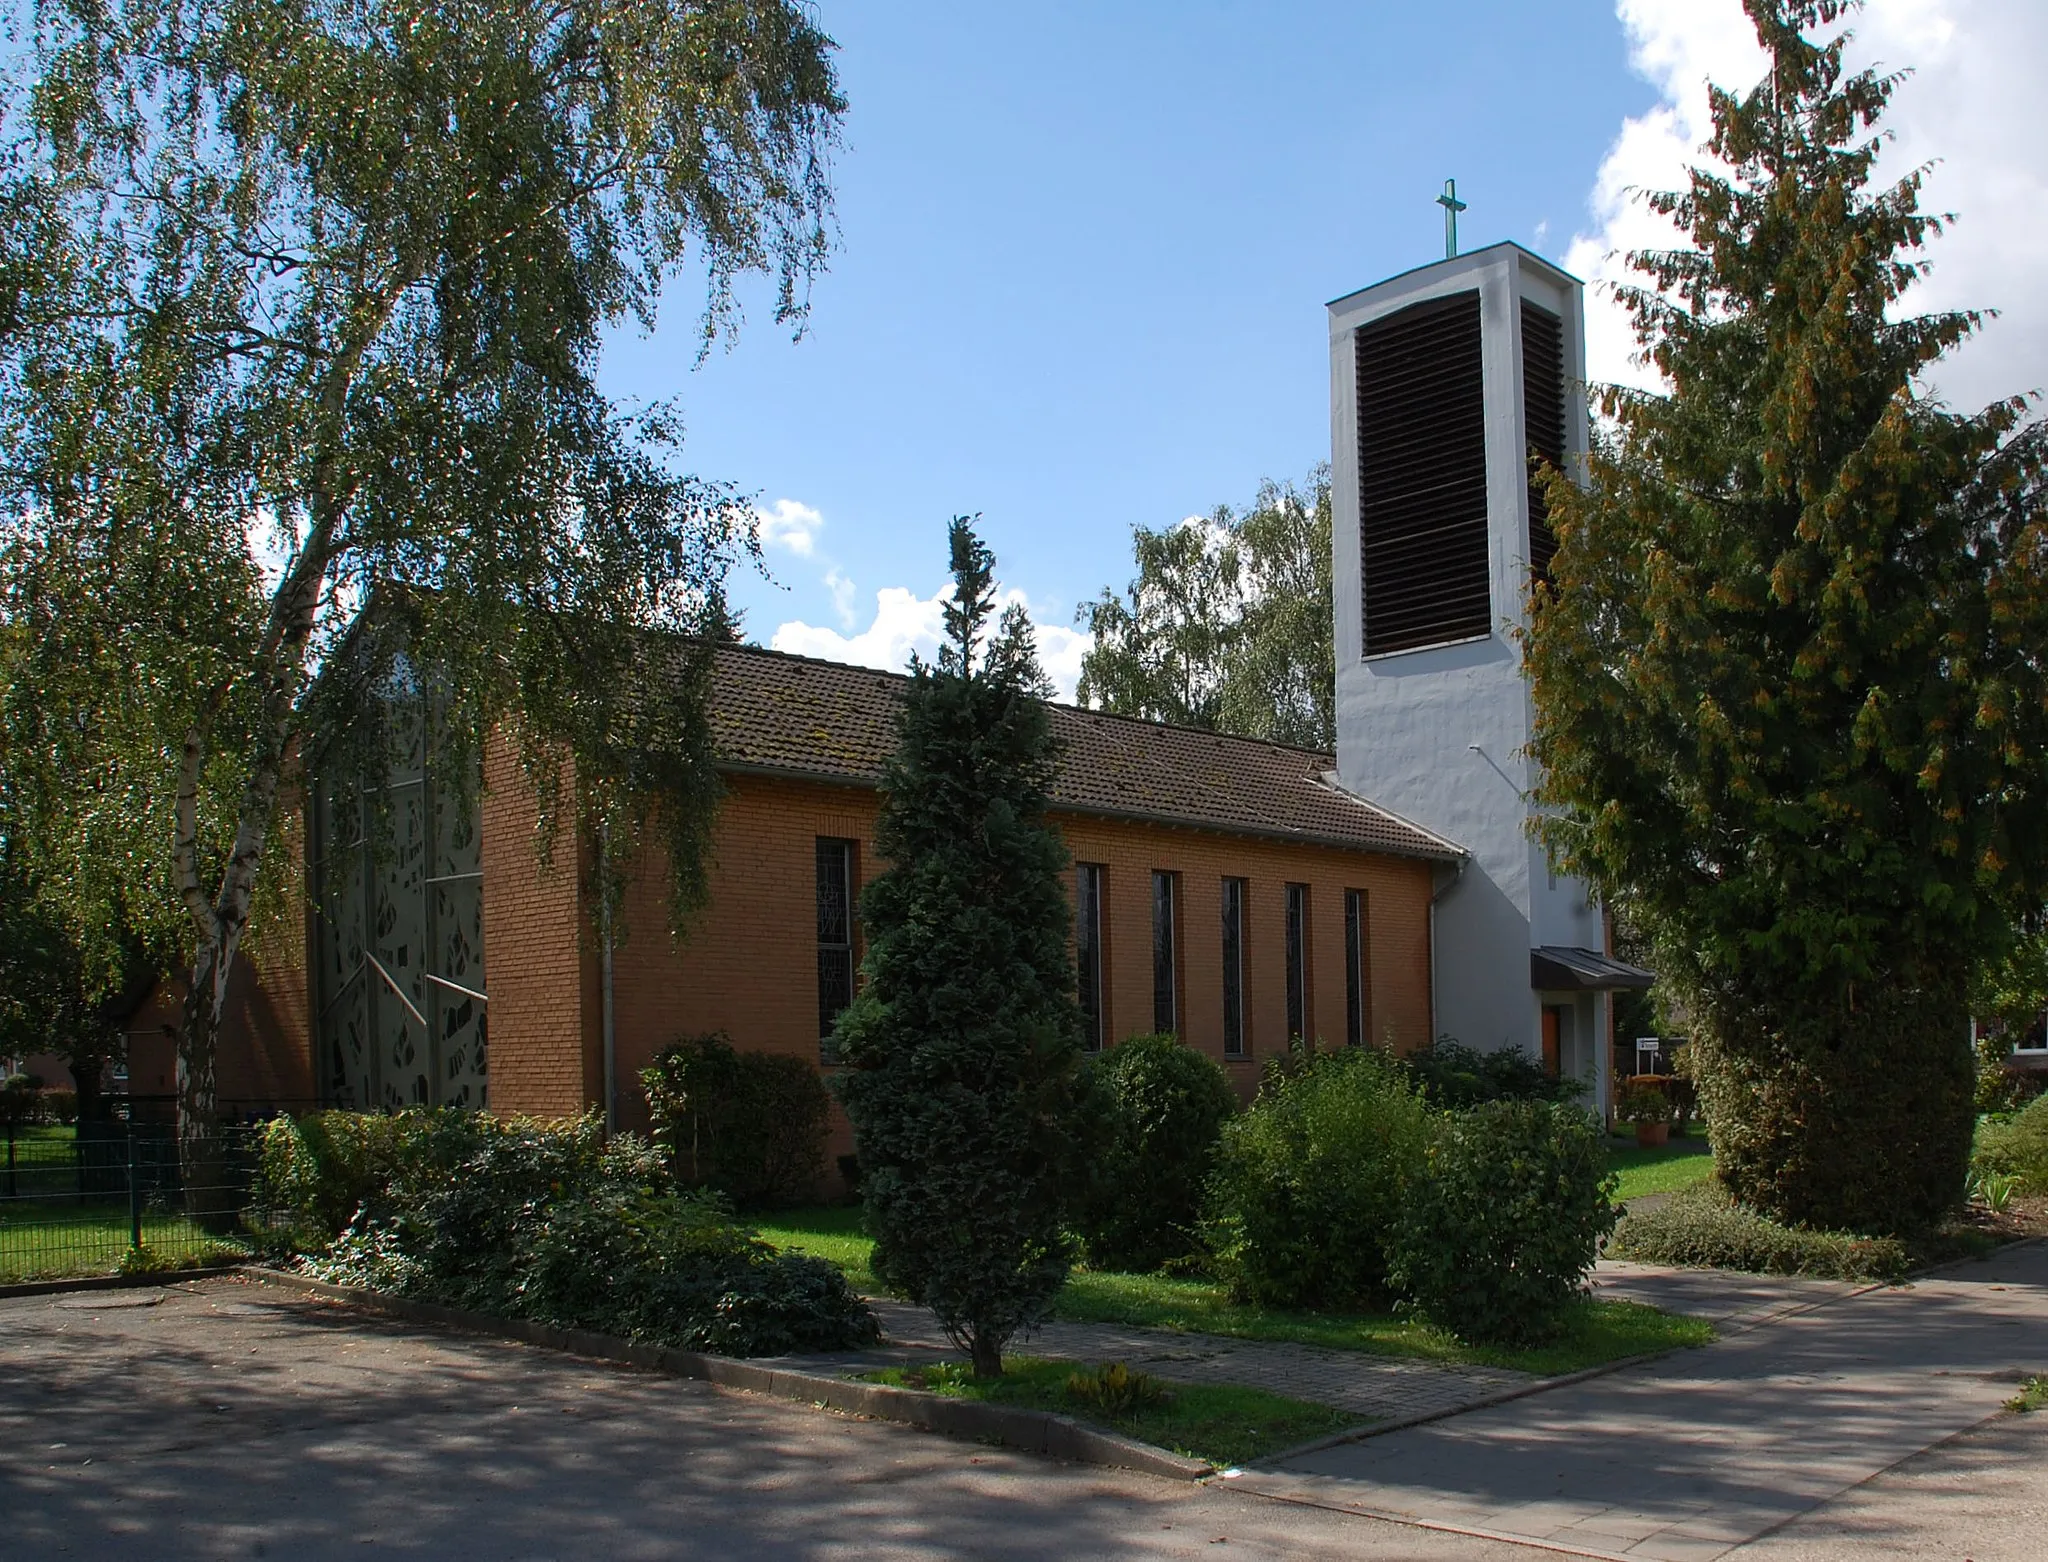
[0,1263,245,1302]
[238,1266,1212,1483]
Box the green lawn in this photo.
[1607,1138,1718,1202]
[0,1198,252,1284]
[752,1205,1713,1376]
[858,1356,1352,1469]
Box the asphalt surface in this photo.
[1245,1240,2048,1560]
[2,1267,2045,1561]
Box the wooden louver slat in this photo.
[1521,300,1566,582]
[1355,290,1490,655]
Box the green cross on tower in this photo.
[1436,178,1468,260]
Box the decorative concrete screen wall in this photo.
[308,689,488,1110]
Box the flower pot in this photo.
[1634,1120,1670,1148]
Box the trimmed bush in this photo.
[255,1109,435,1249]
[281,1109,878,1356]
[1390,1100,1618,1344]
[1688,986,1975,1238]
[1075,1034,1238,1273]
[641,1032,831,1210]
[1973,1094,2048,1193]
[1203,1049,1430,1308]
[1608,1181,1913,1281]
[1398,1038,1583,1108]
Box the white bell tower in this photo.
[1327,240,1644,1104]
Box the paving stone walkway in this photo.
[862,1299,1535,1425]
[834,1261,1852,1432]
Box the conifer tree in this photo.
[1524,0,2048,1235]
[833,519,1099,1377]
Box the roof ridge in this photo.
[709,638,1337,762]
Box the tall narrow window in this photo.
[1344,889,1369,1048]
[1076,863,1106,1051]
[1151,871,1179,1035]
[1285,884,1310,1044]
[816,838,855,1064]
[1221,877,1247,1058]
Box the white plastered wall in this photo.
[1329,243,1608,1106]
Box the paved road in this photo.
[3,1265,2045,1561]
[1240,1240,2048,1561]
[0,1279,1552,1561]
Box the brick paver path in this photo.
[839,1262,1864,1434]
[862,1298,1536,1426]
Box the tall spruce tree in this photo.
[833,518,1098,1377]
[1524,0,2048,1235]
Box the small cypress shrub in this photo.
[1390,1100,1618,1344]
[833,519,1103,1377]
[1075,1033,1239,1273]
[1203,1048,1430,1308]
[641,1032,831,1209]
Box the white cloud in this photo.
[756,497,825,557]
[823,567,858,630]
[772,582,1091,702]
[1034,621,1091,704]
[1568,0,2048,412]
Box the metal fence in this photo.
[0,1119,271,1284]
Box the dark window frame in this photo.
[1285,883,1310,1045]
[816,837,857,1064]
[1221,877,1248,1058]
[1151,870,1179,1035]
[1344,888,1369,1048]
[1076,862,1107,1052]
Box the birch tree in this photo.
[0,0,845,1205]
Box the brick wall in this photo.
[478,732,600,1119]
[119,949,314,1112]
[599,773,1437,1152]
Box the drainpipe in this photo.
[598,830,617,1137]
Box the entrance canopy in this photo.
[1531,945,1654,992]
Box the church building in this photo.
[121,242,1649,1162]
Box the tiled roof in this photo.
[703,642,1461,862]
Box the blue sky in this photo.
[597,0,2043,696]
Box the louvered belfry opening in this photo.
[1355,290,1489,655]
[1521,300,1566,582]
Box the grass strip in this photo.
[857,1355,1352,1469]
[1606,1139,1717,1202]
[0,1200,251,1284]
[2009,1374,2048,1414]
[753,1206,1713,1375]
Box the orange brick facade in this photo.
[120,951,314,1115]
[177,738,1439,1163]
[480,763,1437,1168]
[476,738,604,1120]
